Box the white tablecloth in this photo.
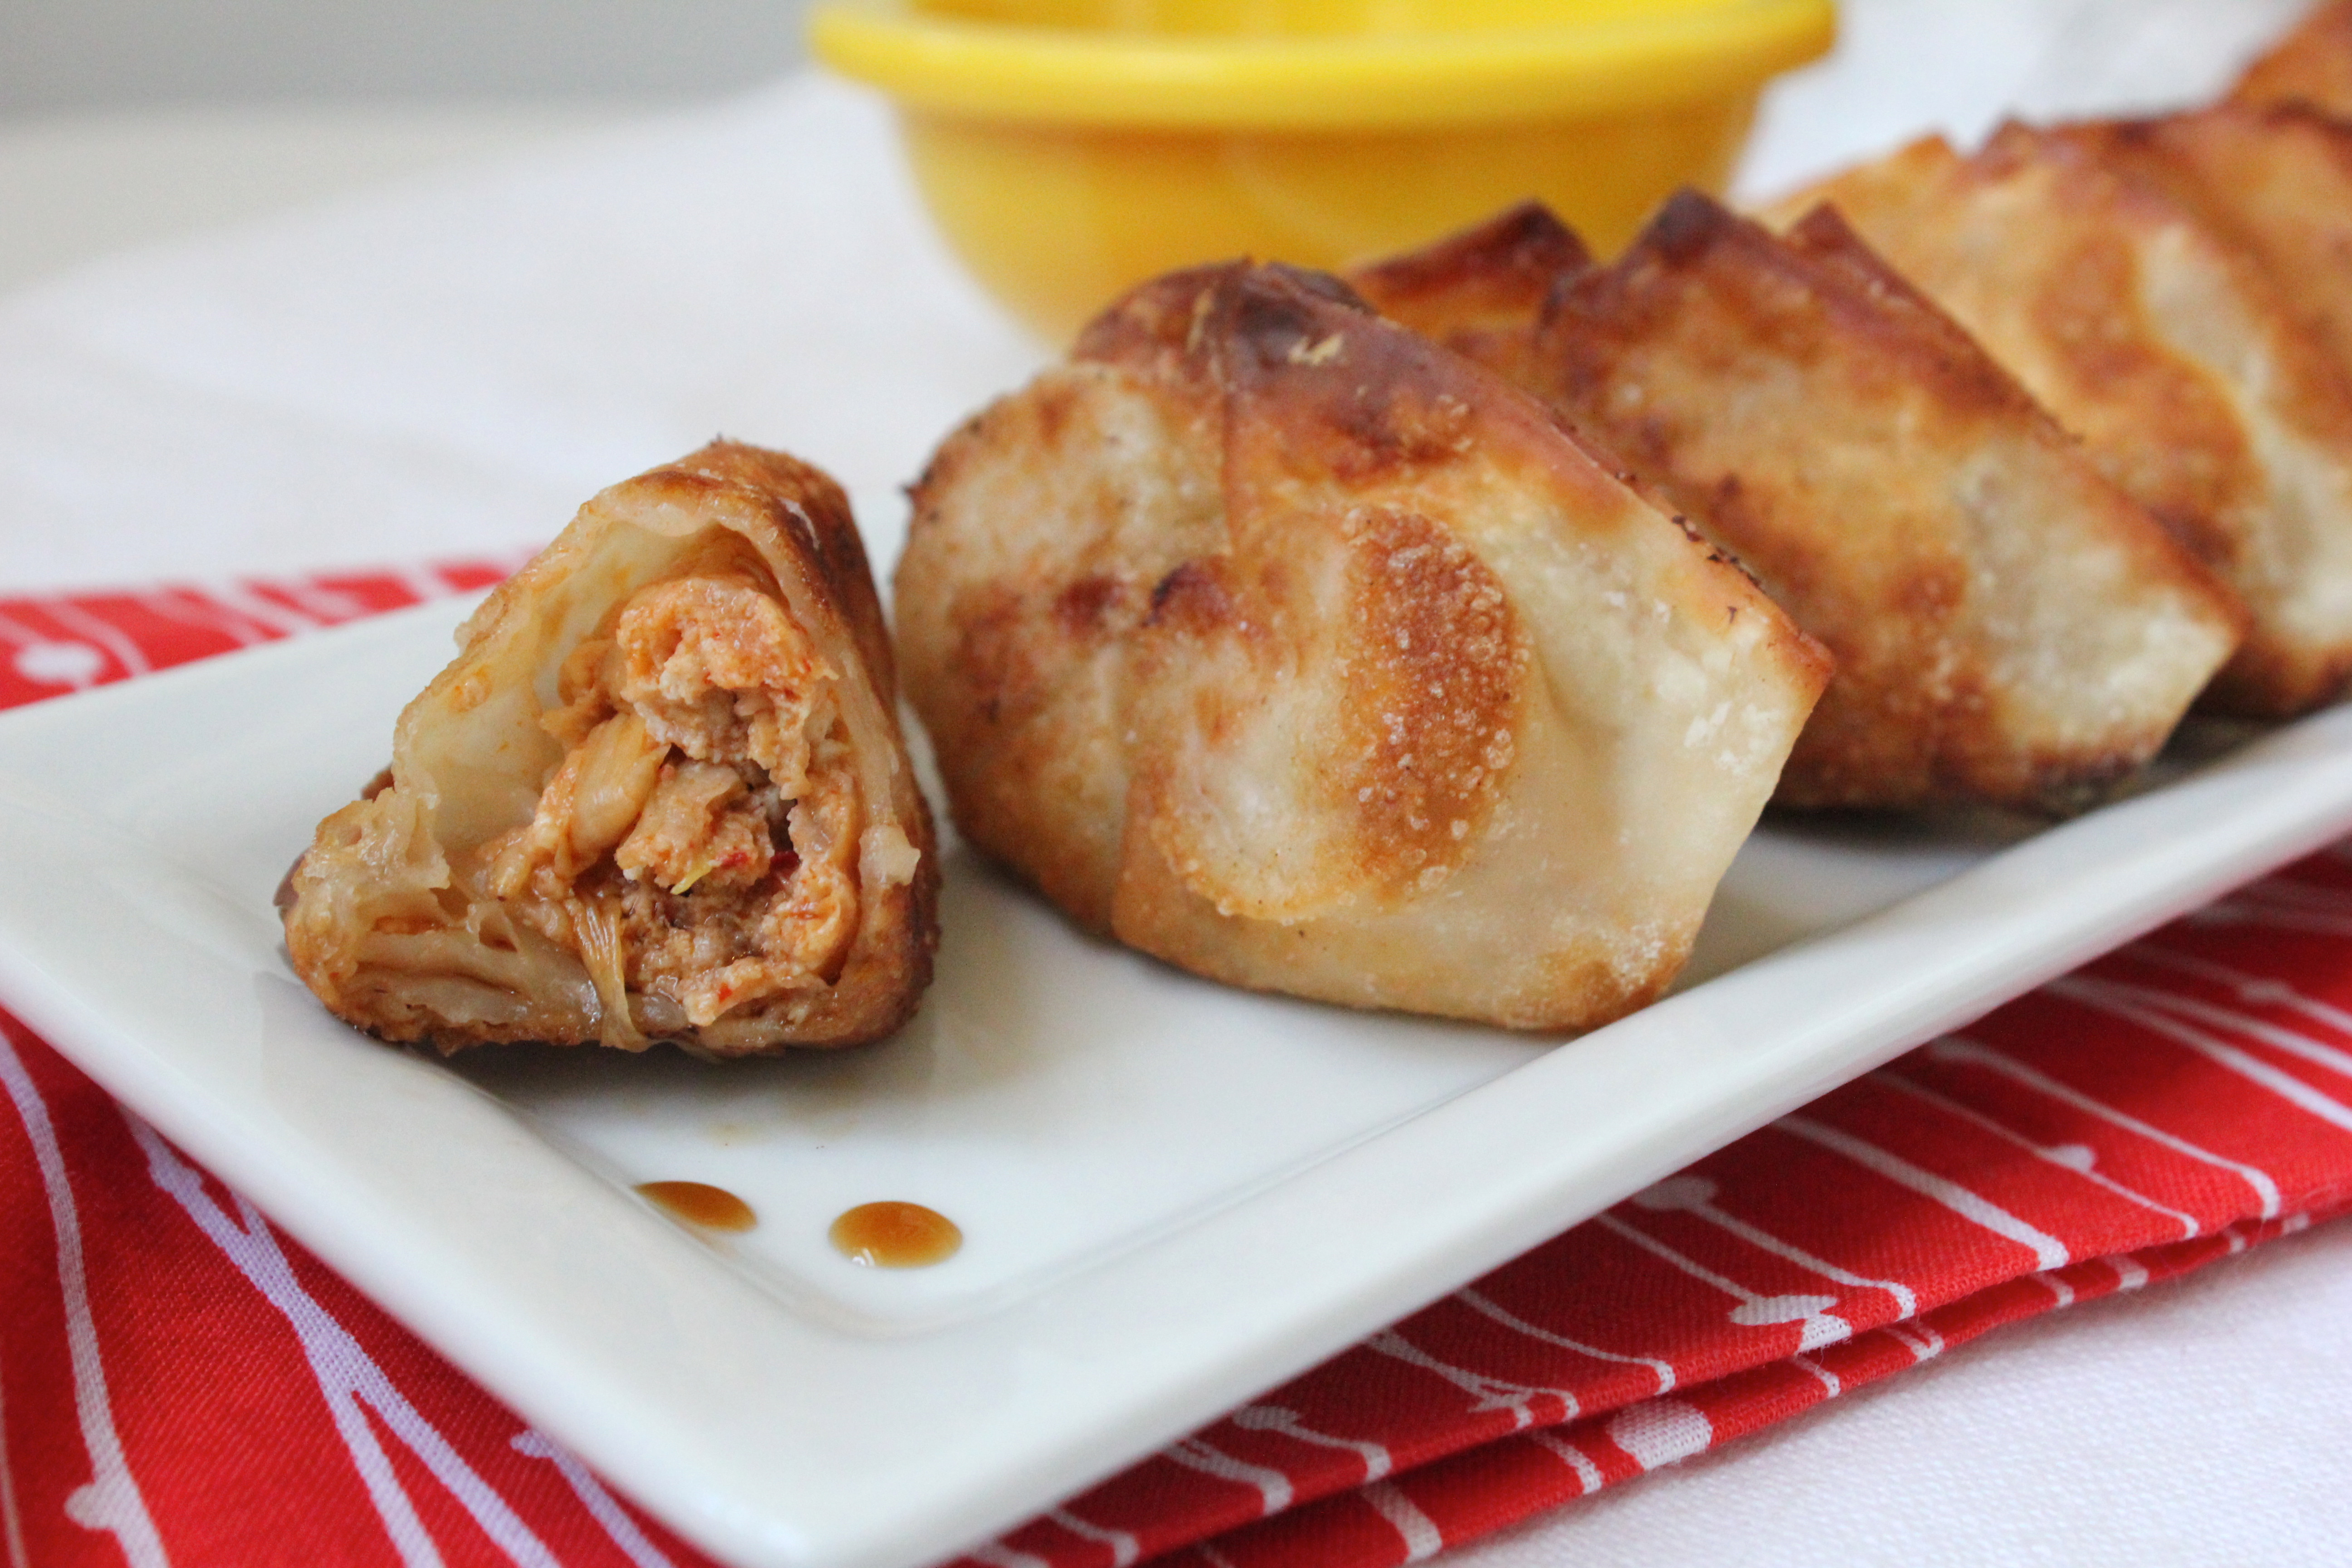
[2,1,2347,1562]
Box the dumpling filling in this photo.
[481,537,860,1040]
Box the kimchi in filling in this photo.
[480,536,858,1034]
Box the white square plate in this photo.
[1,598,2349,1568]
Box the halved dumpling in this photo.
[1525,191,2244,811]
[283,441,938,1055]
[896,262,1831,1032]
[1775,125,2352,716]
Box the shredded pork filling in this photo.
[480,544,860,1032]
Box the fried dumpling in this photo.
[2232,0,2352,117]
[1777,125,2352,716]
[895,262,1830,1032]
[1522,191,2244,812]
[283,441,939,1055]
[2074,104,2352,385]
[1348,201,1592,391]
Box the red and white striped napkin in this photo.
[3,564,2348,1568]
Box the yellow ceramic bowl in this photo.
[811,0,1836,341]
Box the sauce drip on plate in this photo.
[637,1180,757,1232]
[829,1201,961,1268]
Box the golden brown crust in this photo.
[1127,270,1539,919]
[898,261,1830,1033]
[283,440,938,1055]
[1347,202,1592,386]
[1354,186,2248,808]
[2233,0,2352,117]
[901,360,1223,931]
[2082,104,2352,391]
[1530,191,2242,812]
[1776,125,2352,716]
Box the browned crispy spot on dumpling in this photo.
[1519,191,2244,812]
[1348,202,1592,388]
[1771,126,2352,716]
[898,263,1830,1032]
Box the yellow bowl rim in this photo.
[808,0,1837,130]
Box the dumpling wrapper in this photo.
[896,262,1830,1033]
[2233,0,2352,117]
[1353,196,2246,811]
[1348,201,1592,393]
[2078,104,2352,389]
[283,441,939,1055]
[1774,125,2352,717]
[1528,192,2244,812]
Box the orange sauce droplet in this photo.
[829,1201,962,1268]
[637,1180,757,1233]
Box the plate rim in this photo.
[3,603,2351,1568]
